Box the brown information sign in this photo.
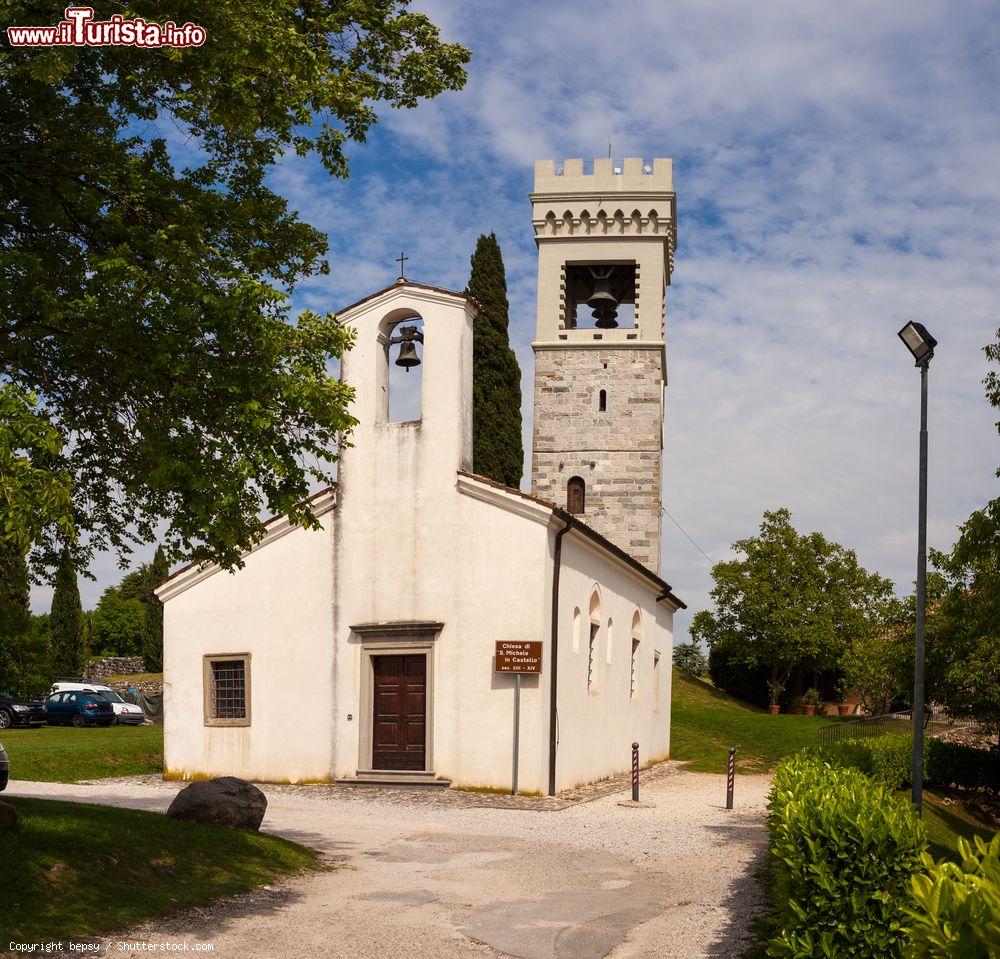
[495,641,543,674]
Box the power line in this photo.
[660,506,713,565]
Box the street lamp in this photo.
[897,321,937,814]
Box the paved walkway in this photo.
[7,770,772,958]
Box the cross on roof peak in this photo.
[395,251,409,281]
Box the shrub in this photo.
[767,753,926,958]
[906,833,1000,957]
[822,735,916,790]
[925,739,1000,794]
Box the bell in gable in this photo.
[395,339,421,371]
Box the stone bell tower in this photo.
[530,157,676,573]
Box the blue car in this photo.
[44,690,115,728]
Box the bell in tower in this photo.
[586,268,619,328]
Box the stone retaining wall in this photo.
[84,656,146,681]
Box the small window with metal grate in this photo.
[203,654,251,726]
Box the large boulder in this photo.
[166,777,267,830]
[0,800,18,832]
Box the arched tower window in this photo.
[598,389,607,412]
[567,476,586,514]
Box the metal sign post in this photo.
[512,672,521,795]
[726,747,736,810]
[495,641,542,796]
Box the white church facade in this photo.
[156,157,684,795]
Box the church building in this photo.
[155,157,684,795]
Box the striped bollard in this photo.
[631,741,640,802]
[726,747,735,810]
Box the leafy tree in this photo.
[0,386,74,556]
[466,233,523,487]
[1,1,470,576]
[840,626,910,716]
[927,510,999,743]
[691,508,896,706]
[923,327,1000,743]
[673,640,709,678]
[91,590,147,658]
[50,547,84,677]
[0,538,50,696]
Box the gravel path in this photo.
[7,770,772,958]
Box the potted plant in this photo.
[835,679,855,716]
[801,687,821,716]
[767,680,784,715]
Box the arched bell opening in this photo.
[378,311,425,423]
[564,262,637,330]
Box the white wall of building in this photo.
[160,503,336,783]
[553,532,674,791]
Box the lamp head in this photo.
[897,322,937,366]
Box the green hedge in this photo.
[906,834,1000,957]
[822,735,914,790]
[926,740,1000,794]
[767,753,927,958]
[821,737,1000,793]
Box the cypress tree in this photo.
[82,614,93,663]
[0,538,49,696]
[0,538,30,639]
[51,547,84,677]
[143,546,168,671]
[0,538,31,688]
[466,232,524,488]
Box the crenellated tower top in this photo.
[533,156,674,193]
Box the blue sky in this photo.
[37,0,1000,646]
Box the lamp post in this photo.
[897,321,937,815]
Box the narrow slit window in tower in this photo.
[588,622,598,691]
[631,638,640,698]
[567,476,586,514]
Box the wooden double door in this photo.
[371,654,426,770]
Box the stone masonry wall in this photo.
[84,656,146,681]
[532,347,663,571]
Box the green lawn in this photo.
[104,671,164,685]
[923,791,996,862]
[2,797,317,942]
[2,724,163,782]
[670,669,837,773]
